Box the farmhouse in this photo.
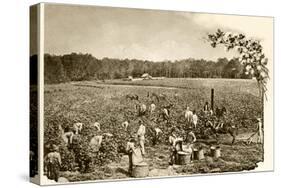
[141,73,153,80]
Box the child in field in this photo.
[45,145,62,182]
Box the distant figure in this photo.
[186,130,197,144]
[126,94,139,101]
[137,120,146,155]
[184,107,193,124]
[162,108,169,120]
[203,102,210,113]
[159,93,167,101]
[216,106,227,118]
[153,127,163,145]
[73,122,83,135]
[93,122,101,131]
[62,131,74,146]
[257,118,263,144]
[45,145,62,182]
[122,121,129,131]
[192,110,198,129]
[150,92,167,103]
[136,103,147,116]
[150,103,156,113]
[162,103,173,120]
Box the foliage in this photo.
[206,29,269,96]
[39,53,254,84]
[44,79,262,174]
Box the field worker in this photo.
[122,121,129,131]
[73,122,83,135]
[150,103,156,113]
[184,107,193,125]
[140,104,147,115]
[136,103,147,116]
[93,122,101,131]
[126,136,136,175]
[186,130,196,144]
[163,108,169,120]
[153,127,163,145]
[247,118,263,145]
[192,110,198,129]
[169,128,183,165]
[126,135,144,176]
[62,131,74,146]
[257,118,263,144]
[203,102,210,113]
[89,135,103,152]
[45,145,62,182]
[137,120,146,155]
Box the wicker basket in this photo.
[193,148,204,160]
[132,162,149,178]
[210,146,221,158]
[176,151,191,165]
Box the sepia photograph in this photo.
[30,3,273,185]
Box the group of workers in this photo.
[43,92,263,180]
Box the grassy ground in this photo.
[100,78,260,97]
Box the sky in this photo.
[41,3,273,62]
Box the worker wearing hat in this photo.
[126,135,137,175]
[257,118,263,144]
[44,144,62,182]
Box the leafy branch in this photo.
[206,29,269,99]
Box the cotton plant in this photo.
[206,29,269,99]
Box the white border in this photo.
[38,2,274,185]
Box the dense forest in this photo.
[30,53,252,84]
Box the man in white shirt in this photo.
[153,127,162,145]
[257,118,263,144]
[150,103,156,113]
[185,107,193,125]
[137,120,146,155]
[192,110,198,129]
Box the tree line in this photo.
[30,53,252,84]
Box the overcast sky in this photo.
[42,4,273,61]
